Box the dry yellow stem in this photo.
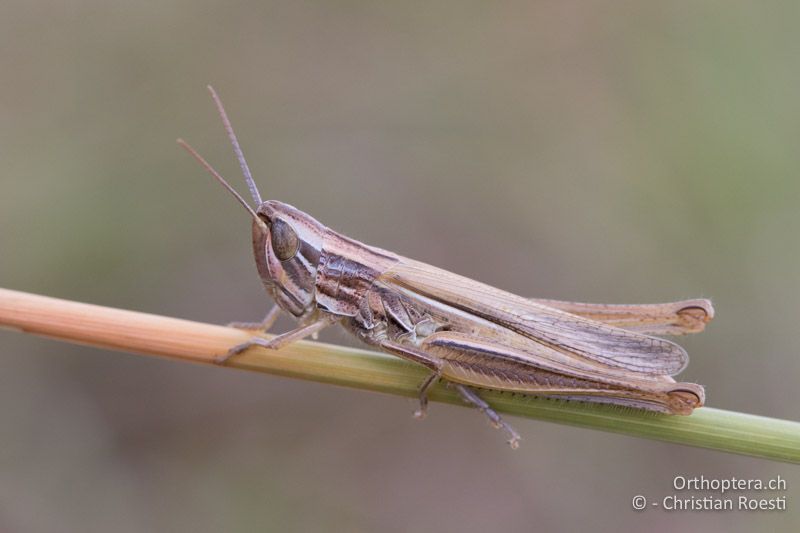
[0,287,429,396]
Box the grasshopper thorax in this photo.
[253,200,326,318]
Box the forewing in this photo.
[381,259,690,377]
[528,298,714,335]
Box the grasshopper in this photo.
[178,86,712,448]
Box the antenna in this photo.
[207,85,263,206]
[177,138,267,231]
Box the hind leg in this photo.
[454,384,521,449]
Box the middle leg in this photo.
[379,340,444,419]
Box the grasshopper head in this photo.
[179,87,327,318]
[252,200,326,317]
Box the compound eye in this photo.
[270,218,300,261]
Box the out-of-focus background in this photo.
[1,2,798,531]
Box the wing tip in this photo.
[676,299,715,333]
[667,383,705,414]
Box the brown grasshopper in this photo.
[178,86,712,448]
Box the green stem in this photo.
[238,343,800,463]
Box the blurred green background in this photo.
[1,1,799,531]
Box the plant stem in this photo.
[1,287,798,463]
